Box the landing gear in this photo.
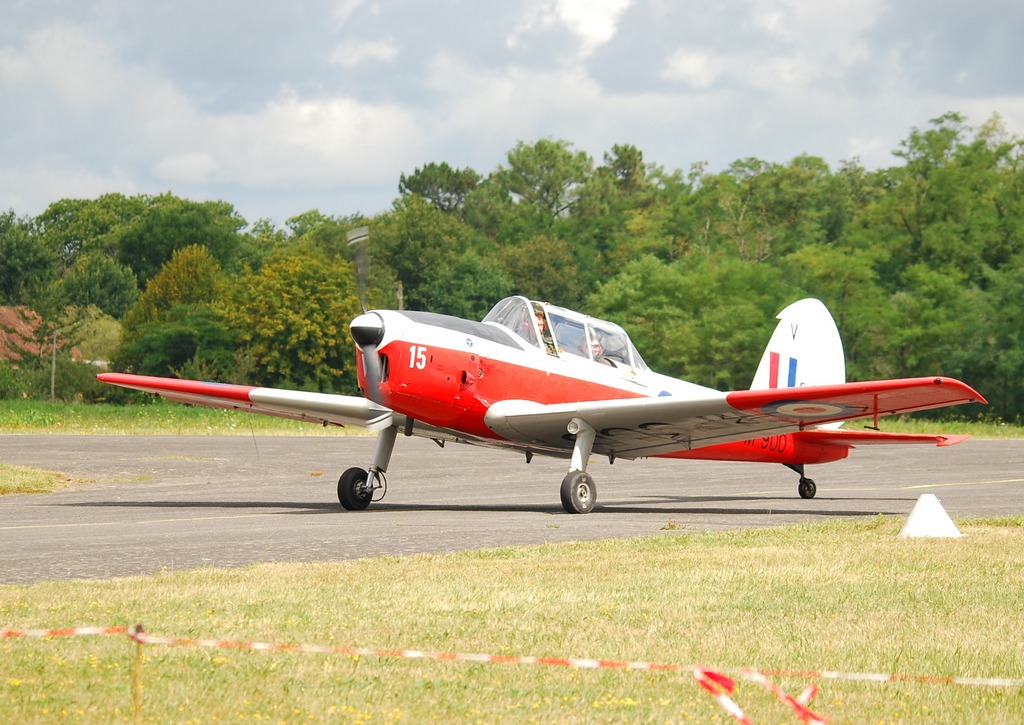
[561,471,596,514]
[337,425,398,511]
[786,463,817,499]
[338,467,372,510]
[561,417,598,514]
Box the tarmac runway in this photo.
[1,434,1022,584]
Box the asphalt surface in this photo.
[1,434,1022,584]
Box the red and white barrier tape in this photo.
[693,668,753,724]
[7,625,1016,689]
[122,628,1024,689]
[7,622,1022,725]
[758,666,1024,689]
[125,626,683,671]
[1,625,127,639]
[741,670,824,725]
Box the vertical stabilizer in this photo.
[751,298,845,391]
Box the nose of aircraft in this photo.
[350,312,384,347]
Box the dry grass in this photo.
[2,518,1023,722]
[0,464,68,495]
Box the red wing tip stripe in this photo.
[97,373,258,402]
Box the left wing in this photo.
[97,373,393,429]
[484,376,985,458]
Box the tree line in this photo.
[1,112,1020,420]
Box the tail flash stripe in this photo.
[788,357,798,388]
[769,352,780,388]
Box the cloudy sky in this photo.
[3,0,1023,227]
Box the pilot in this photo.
[534,306,557,355]
[580,334,612,364]
[601,335,627,364]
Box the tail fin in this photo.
[751,298,845,390]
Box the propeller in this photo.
[347,226,370,313]
[346,227,390,420]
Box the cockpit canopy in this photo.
[482,296,648,370]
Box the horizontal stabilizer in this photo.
[795,429,970,447]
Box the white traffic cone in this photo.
[898,494,962,538]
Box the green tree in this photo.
[34,194,148,276]
[399,162,481,215]
[59,253,138,318]
[591,253,795,388]
[980,257,1024,419]
[237,218,289,272]
[0,210,58,306]
[117,194,245,286]
[115,245,234,377]
[115,304,238,378]
[466,139,593,243]
[229,251,361,391]
[121,245,226,333]
[372,195,486,313]
[499,235,583,307]
[419,249,513,320]
[501,139,593,219]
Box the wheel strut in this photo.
[562,418,598,513]
[338,425,398,511]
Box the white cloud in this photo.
[509,0,633,56]
[329,39,398,68]
[153,152,217,184]
[2,0,1023,226]
[194,91,423,190]
[552,0,633,50]
[661,49,721,90]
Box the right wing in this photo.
[97,373,393,430]
[484,376,985,459]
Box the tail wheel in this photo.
[560,471,597,514]
[338,467,373,510]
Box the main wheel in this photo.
[798,477,817,499]
[338,467,372,510]
[560,471,597,514]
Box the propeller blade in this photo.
[347,226,370,313]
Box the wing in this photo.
[484,376,985,458]
[97,373,392,429]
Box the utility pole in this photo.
[50,329,58,402]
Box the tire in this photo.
[338,467,372,510]
[798,477,817,500]
[560,471,597,514]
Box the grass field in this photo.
[0,400,368,436]
[2,518,1023,723]
[3,402,1022,721]
[2,399,1022,438]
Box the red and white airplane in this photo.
[98,295,985,513]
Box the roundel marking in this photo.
[762,401,860,418]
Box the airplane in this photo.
[97,295,985,513]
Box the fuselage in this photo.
[354,298,851,466]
